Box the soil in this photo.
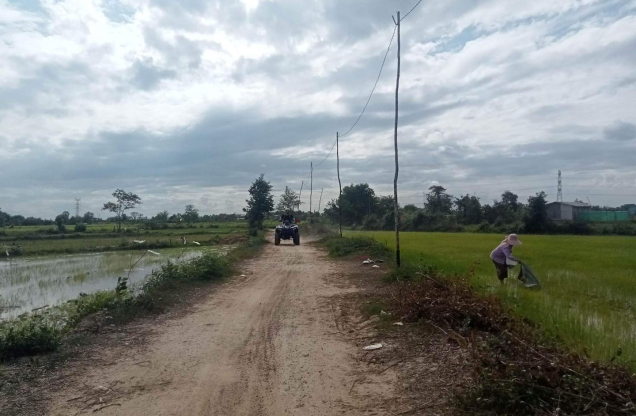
[1,235,468,415]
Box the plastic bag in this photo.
[517,262,541,288]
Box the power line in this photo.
[400,0,423,21]
[339,24,397,138]
[314,138,337,167]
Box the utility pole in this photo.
[557,170,563,202]
[298,181,304,213]
[318,187,324,214]
[392,11,401,267]
[310,162,313,215]
[337,132,342,238]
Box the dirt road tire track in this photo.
[48,236,397,415]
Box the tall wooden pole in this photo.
[393,12,401,267]
[337,132,342,238]
[318,187,324,213]
[310,162,313,214]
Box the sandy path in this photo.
[48,237,393,416]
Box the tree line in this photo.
[0,189,242,232]
[318,183,635,235]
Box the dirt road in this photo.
[48,237,396,415]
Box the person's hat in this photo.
[506,234,522,246]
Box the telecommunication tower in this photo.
[557,170,563,202]
[75,198,81,218]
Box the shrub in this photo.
[66,291,121,326]
[74,223,87,232]
[140,253,230,298]
[476,221,492,233]
[362,214,381,230]
[323,236,389,259]
[0,316,62,360]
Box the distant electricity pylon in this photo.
[557,170,563,202]
[75,198,81,218]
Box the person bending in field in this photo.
[490,234,522,283]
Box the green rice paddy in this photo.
[349,231,636,369]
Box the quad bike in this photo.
[275,218,300,246]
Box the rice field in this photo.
[0,221,248,319]
[349,231,636,369]
[0,246,233,319]
[0,221,247,256]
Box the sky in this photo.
[1,0,636,218]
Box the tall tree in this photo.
[154,211,169,222]
[55,211,70,232]
[244,174,274,231]
[425,186,453,214]
[102,189,142,232]
[455,195,483,224]
[277,186,302,213]
[501,190,519,212]
[525,191,549,232]
[82,212,95,224]
[183,204,199,223]
[339,183,377,225]
[0,208,9,227]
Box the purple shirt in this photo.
[490,242,519,265]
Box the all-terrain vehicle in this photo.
[275,214,300,246]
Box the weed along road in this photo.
[47,236,394,415]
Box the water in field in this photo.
[0,247,232,319]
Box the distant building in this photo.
[546,201,591,221]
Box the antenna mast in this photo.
[75,198,81,219]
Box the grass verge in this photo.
[0,234,265,361]
[322,235,636,416]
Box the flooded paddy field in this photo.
[0,246,231,319]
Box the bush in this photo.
[140,253,230,302]
[476,221,492,233]
[322,236,390,259]
[362,214,381,230]
[66,291,122,326]
[0,316,62,360]
[74,223,87,232]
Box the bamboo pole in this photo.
[393,11,401,267]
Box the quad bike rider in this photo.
[275,211,300,246]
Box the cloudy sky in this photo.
[1,0,636,218]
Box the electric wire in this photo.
[400,0,423,22]
[339,24,397,138]
[314,138,337,167]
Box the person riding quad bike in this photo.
[275,211,300,246]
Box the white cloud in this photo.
[1,0,636,216]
